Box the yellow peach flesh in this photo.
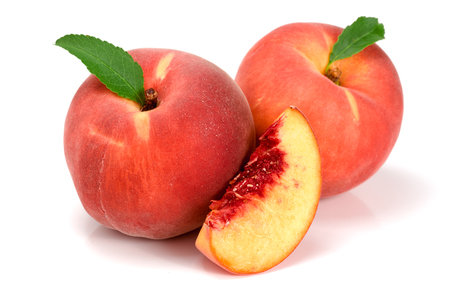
[196,107,321,274]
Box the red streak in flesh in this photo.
[206,116,287,229]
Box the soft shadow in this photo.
[71,206,203,270]
[84,226,203,270]
[279,165,432,269]
[350,165,432,221]
[70,205,101,238]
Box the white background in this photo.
[2,1,449,299]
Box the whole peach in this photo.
[65,48,255,239]
[235,22,403,197]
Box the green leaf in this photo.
[55,34,145,106]
[327,17,385,72]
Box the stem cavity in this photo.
[326,66,342,85]
[141,88,159,112]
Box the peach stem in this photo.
[140,88,159,111]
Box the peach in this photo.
[196,107,321,274]
[235,22,403,197]
[64,48,255,239]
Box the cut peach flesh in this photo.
[196,106,321,274]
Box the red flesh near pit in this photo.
[206,116,287,229]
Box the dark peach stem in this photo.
[326,66,342,85]
[140,88,159,111]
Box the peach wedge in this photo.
[195,106,322,274]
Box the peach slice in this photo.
[195,106,322,274]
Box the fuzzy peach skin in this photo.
[235,22,403,197]
[64,48,255,239]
